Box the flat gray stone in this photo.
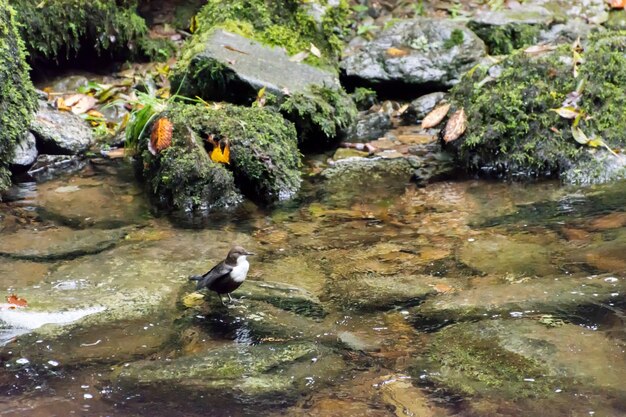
[30,101,95,154]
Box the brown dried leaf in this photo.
[54,97,71,112]
[443,108,467,143]
[6,294,27,307]
[524,44,557,55]
[421,103,450,129]
[70,95,97,114]
[149,117,174,155]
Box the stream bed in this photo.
[0,158,624,417]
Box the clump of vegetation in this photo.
[443,28,465,49]
[127,96,302,211]
[0,0,37,193]
[280,85,357,149]
[187,0,351,68]
[468,21,542,55]
[10,0,173,63]
[351,87,377,110]
[447,31,626,183]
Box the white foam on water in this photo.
[0,306,106,330]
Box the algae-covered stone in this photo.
[172,29,357,148]
[0,0,37,193]
[447,31,626,184]
[340,18,487,89]
[138,102,301,211]
[416,320,626,414]
[414,273,625,324]
[10,0,167,63]
[113,341,344,400]
[236,280,326,318]
[468,7,553,55]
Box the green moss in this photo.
[280,85,357,149]
[422,322,558,399]
[351,87,377,110]
[0,0,37,194]
[448,31,626,182]
[443,28,465,49]
[191,0,350,68]
[10,0,169,62]
[468,22,542,55]
[136,101,301,210]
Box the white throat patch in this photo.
[230,256,250,283]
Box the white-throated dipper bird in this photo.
[189,246,255,305]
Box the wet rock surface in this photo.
[341,18,487,89]
[30,101,95,155]
[10,132,38,169]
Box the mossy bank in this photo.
[134,102,301,212]
[446,31,626,184]
[0,0,37,193]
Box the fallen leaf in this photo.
[396,103,410,115]
[6,294,27,308]
[189,15,198,33]
[609,0,626,8]
[54,97,71,112]
[421,103,450,128]
[309,43,321,58]
[587,138,603,147]
[289,51,309,62]
[224,45,249,55]
[551,106,580,119]
[524,44,557,55]
[433,283,454,294]
[86,109,105,119]
[386,47,410,57]
[149,117,174,155]
[104,148,126,159]
[207,134,230,164]
[571,125,589,145]
[443,108,467,142]
[182,292,205,308]
[70,95,97,114]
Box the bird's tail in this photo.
[188,275,202,281]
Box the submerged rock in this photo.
[25,154,86,182]
[0,226,129,261]
[112,341,345,402]
[0,0,37,193]
[446,31,626,184]
[341,18,487,89]
[413,273,625,324]
[417,319,626,415]
[137,102,301,211]
[236,280,327,318]
[30,101,95,154]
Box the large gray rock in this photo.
[10,132,37,168]
[404,92,446,122]
[340,18,487,88]
[30,101,95,154]
[173,29,340,104]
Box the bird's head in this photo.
[226,246,255,263]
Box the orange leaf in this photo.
[421,103,450,129]
[443,108,467,143]
[54,97,71,112]
[207,134,230,164]
[6,294,27,307]
[610,0,625,8]
[386,47,409,57]
[149,117,173,155]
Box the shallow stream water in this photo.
[0,158,625,417]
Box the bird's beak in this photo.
[245,251,256,256]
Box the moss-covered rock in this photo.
[137,102,301,211]
[468,8,553,55]
[187,0,350,68]
[446,31,626,184]
[0,0,37,193]
[171,28,357,149]
[10,0,171,63]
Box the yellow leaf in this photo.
[54,97,71,112]
[587,139,603,147]
[309,43,321,58]
[207,134,230,164]
[571,126,589,145]
[189,15,198,33]
[421,103,450,129]
[551,106,580,119]
[182,292,205,308]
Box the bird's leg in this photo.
[227,293,243,304]
[227,293,234,303]
[218,294,227,307]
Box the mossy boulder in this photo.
[468,7,554,55]
[172,28,357,149]
[10,0,171,64]
[0,0,37,193]
[446,31,626,184]
[137,102,301,211]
